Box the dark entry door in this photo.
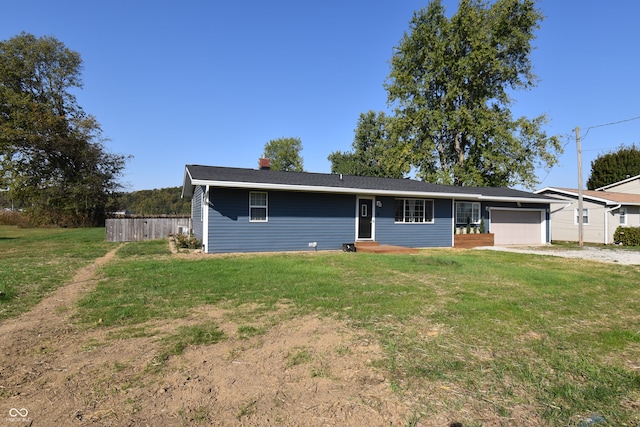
[358,199,373,239]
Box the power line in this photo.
[581,114,640,140]
[537,116,640,187]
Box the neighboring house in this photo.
[595,174,640,194]
[535,186,640,244]
[182,164,555,254]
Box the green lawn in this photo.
[2,227,639,425]
[0,225,118,319]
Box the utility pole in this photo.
[576,126,584,247]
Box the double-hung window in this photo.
[455,202,480,225]
[619,207,627,225]
[574,208,589,225]
[249,192,268,222]
[394,199,434,223]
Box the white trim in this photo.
[182,168,196,198]
[455,201,481,225]
[202,185,209,252]
[488,207,547,244]
[356,196,375,241]
[574,207,589,225]
[596,174,640,191]
[536,187,640,206]
[619,206,628,225]
[187,178,557,204]
[249,191,268,222]
[393,198,435,224]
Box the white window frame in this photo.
[574,208,589,225]
[249,192,268,222]
[394,199,434,224]
[455,202,481,225]
[619,207,627,225]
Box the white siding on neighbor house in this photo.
[547,196,640,244]
[599,178,640,194]
[616,206,640,229]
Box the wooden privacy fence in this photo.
[105,217,191,242]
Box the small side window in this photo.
[249,192,268,222]
[574,208,589,225]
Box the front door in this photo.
[358,198,373,240]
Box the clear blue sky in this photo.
[2,1,639,192]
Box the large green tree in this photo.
[385,0,561,189]
[329,111,410,178]
[262,137,304,172]
[0,33,126,226]
[586,144,640,190]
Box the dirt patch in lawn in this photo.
[0,248,417,426]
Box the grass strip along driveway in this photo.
[2,226,640,425]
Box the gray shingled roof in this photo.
[183,164,553,202]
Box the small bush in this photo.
[0,211,31,227]
[613,226,640,246]
[174,232,201,249]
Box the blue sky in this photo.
[2,1,639,192]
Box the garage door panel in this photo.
[491,210,542,245]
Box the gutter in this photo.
[550,202,572,214]
[187,178,556,204]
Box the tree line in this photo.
[112,187,190,216]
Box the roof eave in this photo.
[477,195,556,204]
[193,179,469,198]
[536,187,635,205]
[181,167,195,199]
[191,179,551,203]
[596,174,640,190]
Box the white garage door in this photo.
[491,209,543,245]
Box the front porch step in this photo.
[355,241,419,254]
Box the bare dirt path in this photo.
[1,246,415,426]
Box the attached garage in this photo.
[490,209,545,245]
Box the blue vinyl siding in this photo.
[375,197,453,247]
[206,188,355,253]
[191,185,203,241]
[199,189,549,253]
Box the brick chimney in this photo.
[259,158,271,170]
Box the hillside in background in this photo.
[114,186,190,215]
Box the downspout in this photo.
[604,204,621,245]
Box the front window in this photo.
[619,207,627,225]
[249,192,268,222]
[456,202,480,224]
[394,199,434,223]
[574,208,589,225]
